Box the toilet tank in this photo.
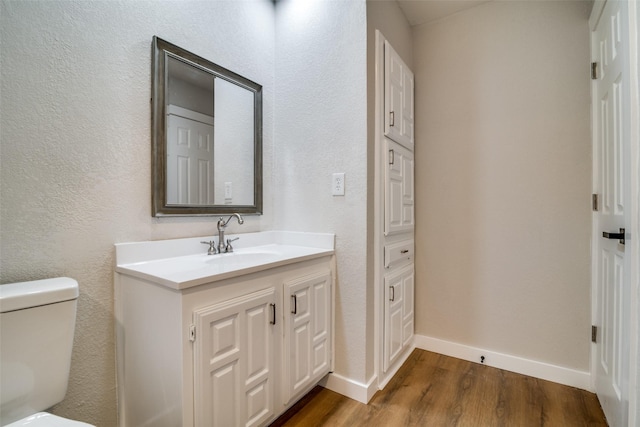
[0,278,79,426]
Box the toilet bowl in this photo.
[0,278,95,427]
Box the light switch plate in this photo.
[332,173,345,196]
[224,182,233,200]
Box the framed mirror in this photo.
[152,36,262,216]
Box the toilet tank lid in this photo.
[0,277,79,313]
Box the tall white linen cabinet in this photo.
[376,32,416,387]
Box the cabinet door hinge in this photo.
[591,325,597,343]
[592,193,599,211]
[591,62,598,80]
[189,324,196,342]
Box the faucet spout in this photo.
[217,213,244,253]
[217,213,244,231]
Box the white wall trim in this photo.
[589,0,606,30]
[319,372,378,404]
[373,28,385,399]
[414,335,592,392]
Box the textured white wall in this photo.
[367,1,413,68]
[413,1,593,370]
[273,0,368,383]
[0,1,274,425]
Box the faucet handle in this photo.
[200,241,217,255]
[225,237,239,253]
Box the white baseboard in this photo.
[414,334,592,392]
[319,371,378,404]
[377,343,416,390]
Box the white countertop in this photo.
[115,231,335,290]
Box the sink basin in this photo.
[205,249,281,266]
[115,233,335,290]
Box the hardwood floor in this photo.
[271,349,607,426]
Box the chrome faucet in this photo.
[217,213,244,253]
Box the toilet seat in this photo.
[3,412,94,427]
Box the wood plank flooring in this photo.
[271,349,607,426]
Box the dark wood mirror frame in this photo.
[151,36,263,217]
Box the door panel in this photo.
[592,1,631,425]
[167,113,214,205]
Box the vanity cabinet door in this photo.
[283,271,332,404]
[385,139,414,236]
[384,40,414,150]
[383,264,414,373]
[193,287,276,427]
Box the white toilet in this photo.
[0,277,94,427]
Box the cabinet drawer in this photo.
[384,240,414,269]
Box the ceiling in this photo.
[395,0,594,27]
[395,0,491,26]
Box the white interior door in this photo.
[166,113,214,205]
[591,1,631,425]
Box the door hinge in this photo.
[591,62,598,80]
[189,324,196,342]
[592,193,598,211]
[591,325,597,343]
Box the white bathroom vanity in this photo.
[114,231,335,427]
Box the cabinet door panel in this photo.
[210,314,240,365]
[383,263,414,373]
[284,271,332,403]
[384,272,404,372]
[388,154,404,232]
[211,361,240,426]
[194,288,275,427]
[292,322,311,391]
[313,279,329,338]
[245,303,271,387]
[402,269,414,347]
[312,340,330,377]
[312,279,330,375]
[402,70,414,143]
[384,41,414,149]
[402,154,414,227]
[385,139,415,236]
[246,379,270,427]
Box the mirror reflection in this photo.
[152,36,262,216]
